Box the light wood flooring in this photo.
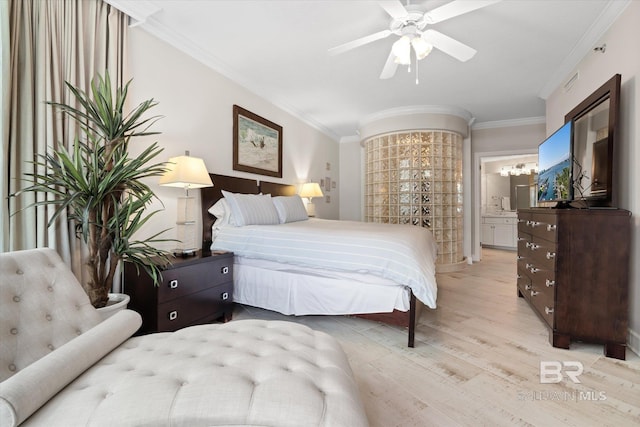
[234,248,640,426]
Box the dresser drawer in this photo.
[158,259,233,303]
[156,281,233,332]
[525,238,557,273]
[529,284,555,328]
[526,215,558,242]
[517,265,532,301]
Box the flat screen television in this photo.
[537,121,573,206]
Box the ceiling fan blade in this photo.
[422,29,477,62]
[328,30,392,56]
[378,0,408,19]
[379,50,398,79]
[425,0,501,24]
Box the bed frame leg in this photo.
[408,291,416,348]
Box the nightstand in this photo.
[123,251,234,333]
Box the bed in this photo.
[200,174,438,347]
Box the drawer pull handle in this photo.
[525,284,532,291]
[529,221,541,228]
[547,224,557,231]
[517,255,524,260]
[221,292,229,301]
[530,290,539,297]
[546,252,556,260]
[517,274,522,279]
[530,267,541,274]
[545,306,554,315]
[168,310,178,321]
[169,279,178,289]
[529,243,540,250]
[221,266,229,275]
[517,237,526,241]
[526,263,533,269]
[545,279,555,287]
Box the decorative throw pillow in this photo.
[272,195,308,223]
[221,190,280,226]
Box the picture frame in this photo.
[233,105,283,178]
[324,176,331,192]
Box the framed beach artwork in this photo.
[233,105,283,178]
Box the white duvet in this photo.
[211,218,438,308]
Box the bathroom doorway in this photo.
[472,151,537,261]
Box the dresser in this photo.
[124,251,234,333]
[517,208,631,359]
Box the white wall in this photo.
[123,28,339,250]
[545,1,640,354]
[339,137,362,221]
[472,123,546,152]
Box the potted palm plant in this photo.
[13,71,172,308]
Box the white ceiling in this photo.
[107,0,628,140]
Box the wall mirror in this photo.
[565,74,620,207]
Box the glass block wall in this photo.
[364,130,464,268]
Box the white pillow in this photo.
[207,198,235,227]
[272,195,308,223]
[221,190,280,226]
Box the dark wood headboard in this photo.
[200,174,296,249]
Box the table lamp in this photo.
[159,151,213,255]
[298,182,324,217]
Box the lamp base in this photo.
[172,248,198,257]
[306,201,316,217]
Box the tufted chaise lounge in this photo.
[0,248,369,426]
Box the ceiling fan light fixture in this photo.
[392,36,411,65]
[411,37,433,60]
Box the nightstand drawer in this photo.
[156,282,233,332]
[158,259,233,303]
[124,251,235,334]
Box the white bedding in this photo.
[234,257,410,315]
[211,218,437,308]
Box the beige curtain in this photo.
[1,0,127,284]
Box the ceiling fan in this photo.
[329,0,502,81]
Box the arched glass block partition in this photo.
[364,130,464,268]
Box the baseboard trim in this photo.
[628,328,640,357]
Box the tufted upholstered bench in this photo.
[0,248,369,426]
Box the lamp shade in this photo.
[299,182,324,199]
[411,37,433,60]
[392,36,411,65]
[159,154,213,189]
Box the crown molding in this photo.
[105,1,341,142]
[359,105,474,128]
[472,116,545,130]
[538,0,631,100]
[339,135,361,144]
